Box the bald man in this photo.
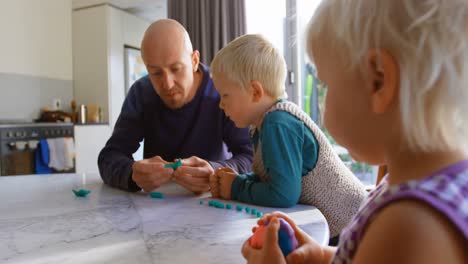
[98,19,253,193]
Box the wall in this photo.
[109,8,150,128]
[72,6,109,122]
[0,0,73,120]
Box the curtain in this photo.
[168,0,246,64]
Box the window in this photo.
[246,0,286,56]
[246,0,378,187]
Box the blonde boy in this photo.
[210,34,366,236]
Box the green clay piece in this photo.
[216,203,225,209]
[251,208,257,215]
[208,200,214,206]
[199,200,204,205]
[226,204,232,209]
[72,189,91,197]
[236,205,243,211]
[245,207,250,213]
[150,192,165,199]
[164,158,182,170]
[256,212,263,218]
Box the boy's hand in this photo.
[243,211,327,264]
[210,167,235,198]
[241,216,286,264]
[209,169,222,198]
[216,167,237,199]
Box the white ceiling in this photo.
[72,0,167,22]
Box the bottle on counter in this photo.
[78,104,87,124]
[71,100,78,123]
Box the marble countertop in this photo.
[0,173,329,264]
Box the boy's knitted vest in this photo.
[251,101,367,236]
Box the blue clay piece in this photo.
[250,218,297,256]
[256,212,263,217]
[236,205,243,211]
[277,218,299,256]
[199,200,204,205]
[173,158,182,169]
[150,192,165,199]
[251,208,257,215]
[245,206,250,213]
[164,158,182,170]
[226,204,232,209]
[73,189,91,197]
[257,218,298,256]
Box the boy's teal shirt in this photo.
[230,107,319,207]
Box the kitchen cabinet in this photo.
[72,5,158,168]
[72,5,157,128]
[74,124,111,174]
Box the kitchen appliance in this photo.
[0,122,75,176]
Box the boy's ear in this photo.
[366,49,399,114]
[250,80,264,102]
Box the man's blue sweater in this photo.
[98,63,253,191]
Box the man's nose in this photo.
[162,73,175,90]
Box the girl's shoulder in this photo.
[372,169,468,238]
[352,198,466,264]
[334,165,468,263]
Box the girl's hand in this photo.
[241,216,286,264]
[245,211,327,264]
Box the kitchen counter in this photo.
[0,173,329,264]
[74,122,109,126]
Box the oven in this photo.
[0,123,75,176]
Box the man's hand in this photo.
[172,156,213,194]
[131,156,173,192]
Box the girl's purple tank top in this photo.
[333,160,468,263]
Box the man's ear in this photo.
[192,50,200,72]
[366,49,399,114]
[250,80,264,102]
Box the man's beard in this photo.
[163,94,185,109]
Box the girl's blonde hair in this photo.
[307,0,468,152]
[211,34,286,99]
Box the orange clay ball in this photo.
[249,225,268,248]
